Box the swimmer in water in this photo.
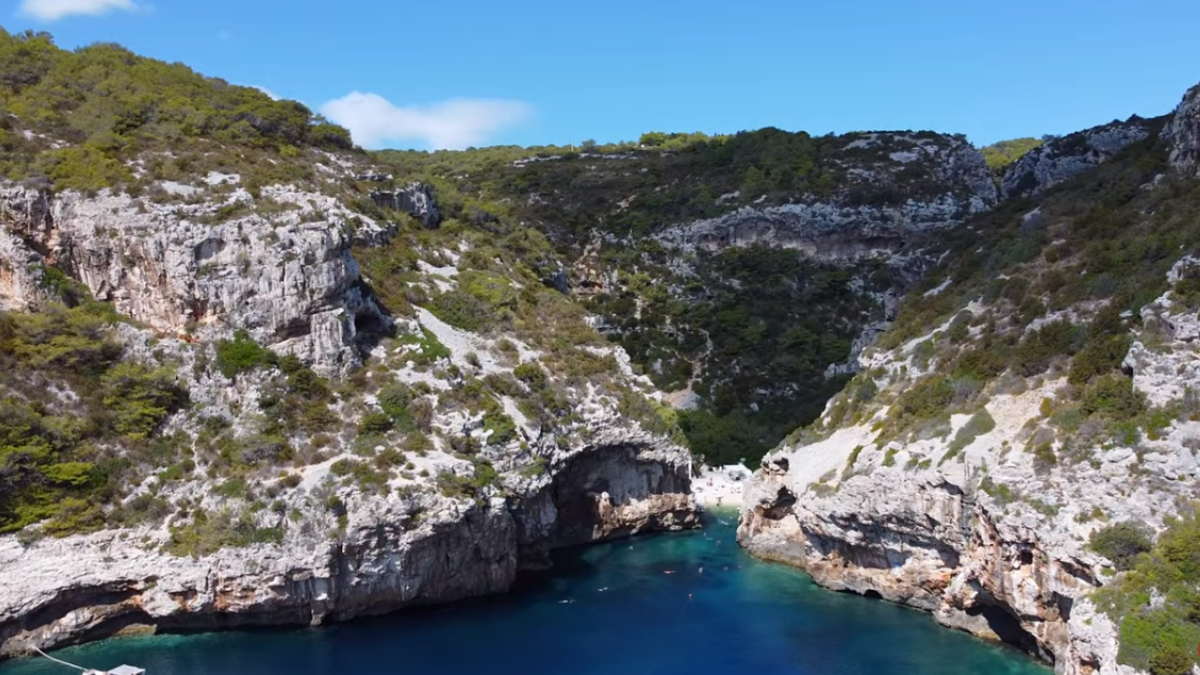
[698,567,704,574]
[664,570,676,575]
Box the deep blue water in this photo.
[0,512,1049,675]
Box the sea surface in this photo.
[0,511,1050,675]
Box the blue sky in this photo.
[7,0,1200,150]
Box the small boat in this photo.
[34,646,144,675]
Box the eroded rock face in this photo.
[370,182,441,228]
[738,463,1113,674]
[1000,118,1154,199]
[0,420,697,657]
[1164,84,1200,175]
[0,182,389,375]
[654,134,997,262]
[737,267,1200,675]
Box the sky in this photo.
[6,0,1200,151]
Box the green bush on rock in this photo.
[1095,509,1200,674]
[1089,522,1153,571]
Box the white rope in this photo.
[30,645,88,673]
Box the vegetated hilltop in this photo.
[981,137,1044,178]
[0,28,697,657]
[740,80,1200,675]
[376,126,1004,466]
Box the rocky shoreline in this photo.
[0,434,698,659]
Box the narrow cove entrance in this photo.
[0,512,1049,675]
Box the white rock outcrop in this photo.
[0,393,697,656]
[0,182,390,375]
[1163,83,1200,176]
[1001,118,1153,199]
[0,170,701,658]
[738,268,1200,675]
[655,134,997,262]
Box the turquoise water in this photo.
[0,512,1049,675]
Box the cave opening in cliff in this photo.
[352,304,393,356]
[547,444,688,548]
[975,604,1041,657]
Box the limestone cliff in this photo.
[0,178,389,376]
[0,411,694,656]
[738,82,1200,675]
[1000,117,1157,199]
[0,157,698,658]
[654,133,997,261]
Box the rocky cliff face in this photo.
[655,133,997,262]
[0,156,700,657]
[738,285,1196,674]
[0,410,695,656]
[738,85,1200,675]
[369,182,442,228]
[1000,117,1155,199]
[1163,85,1200,175]
[0,178,390,376]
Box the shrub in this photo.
[1016,320,1084,377]
[100,362,185,439]
[436,459,500,502]
[1081,375,1146,422]
[358,412,394,435]
[397,329,451,366]
[947,310,973,344]
[215,330,276,378]
[482,407,517,445]
[979,476,1015,506]
[1069,334,1133,386]
[889,376,956,434]
[164,509,284,557]
[881,447,898,467]
[1095,509,1200,675]
[841,445,864,480]
[1089,522,1153,571]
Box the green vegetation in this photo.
[214,329,276,378]
[255,355,335,437]
[0,302,186,533]
[0,28,353,193]
[437,459,500,503]
[941,410,995,465]
[848,127,1198,467]
[1089,521,1153,571]
[841,445,865,480]
[164,508,284,557]
[981,137,1043,177]
[597,246,874,464]
[371,125,976,463]
[1095,509,1200,674]
[429,271,517,333]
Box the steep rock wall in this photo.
[1163,84,1200,175]
[0,419,697,657]
[1000,118,1155,199]
[655,134,997,262]
[737,259,1200,675]
[0,182,389,375]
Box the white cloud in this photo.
[320,92,532,150]
[18,0,137,20]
